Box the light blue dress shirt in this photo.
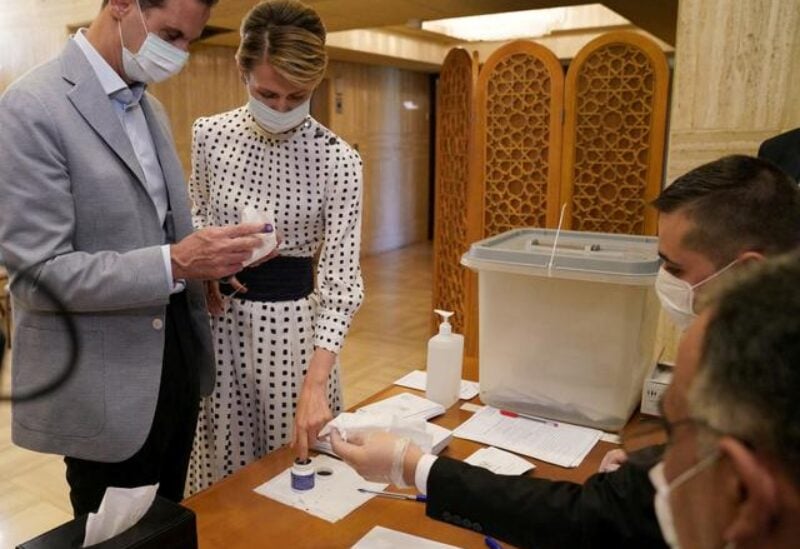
[73,30,181,292]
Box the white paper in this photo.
[357,392,445,421]
[426,422,453,455]
[452,406,601,468]
[464,446,536,476]
[394,370,480,400]
[352,526,461,549]
[241,205,278,266]
[83,484,158,547]
[254,455,388,523]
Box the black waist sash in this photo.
[220,256,314,302]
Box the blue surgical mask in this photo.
[119,0,189,83]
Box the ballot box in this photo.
[462,228,661,431]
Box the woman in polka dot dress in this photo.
[186,0,363,494]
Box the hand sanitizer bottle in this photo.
[425,309,464,408]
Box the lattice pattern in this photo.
[568,41,663,234]
[433,50,474,336]
[483,52,555,236]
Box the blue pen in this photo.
[485,536,503,549]
[358,487,427,502]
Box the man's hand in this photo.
[171,223,266,280]
[331,430,423,487]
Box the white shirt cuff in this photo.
[414,454,438,495]
[161,245,185,294]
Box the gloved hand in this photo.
[330,429,422,487]
[598,448,629,473]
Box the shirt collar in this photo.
[72,28,131,98]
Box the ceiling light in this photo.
[421,4,629,43]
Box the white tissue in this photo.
[83,484,158,547]
[319,412,434,453]
[241,205,278,266]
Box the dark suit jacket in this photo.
[426,455,666,549]
[758,128,800,182]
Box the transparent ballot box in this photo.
[462,228,661,431]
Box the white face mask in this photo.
[655,260,738,331]
[119,0,189,83]
[649,456,719,548]
[247,93,311,134]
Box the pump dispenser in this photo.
[425,309,464,408]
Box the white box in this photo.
[641,361,675,416]
[462,228,661,431]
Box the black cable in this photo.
[0,267,78,402]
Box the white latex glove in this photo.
[598,448,629,473]
[330,429,418,487]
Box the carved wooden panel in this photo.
[475,40,565,238]
[432,48,478,352]
[562,32,669,235]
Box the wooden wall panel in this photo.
[0,0,96,93]
[562,31,669,236]
[326,60,431,255]
[475,40,564,237]
[430,48,478,376]
[149,46,246,174]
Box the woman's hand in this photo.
[205,280,224,316]
[206,276,249,316]
[292,348,336,460]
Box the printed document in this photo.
[453,406,601,467]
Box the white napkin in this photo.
[319,412,434,453]
[254,455,387,523]
[241,205,278,266]
[464,446,536,475]
[83,484,158,547]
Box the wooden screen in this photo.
[474,40,565,237]
[561,31,669,235]
[432,48,478,355]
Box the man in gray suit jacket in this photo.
[0,0,267,515]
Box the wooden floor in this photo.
[0,242,433,547]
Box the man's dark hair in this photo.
[652,155,800,266]
[691,252,800,484]
[102,0,218,7]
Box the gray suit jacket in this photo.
[0,40,214,462]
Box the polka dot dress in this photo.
[186,106,364,494]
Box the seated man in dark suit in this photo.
[758,127,800,182]
[332,155,800,549]
[657,254,800,548]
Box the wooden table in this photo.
[184,385,660,548]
